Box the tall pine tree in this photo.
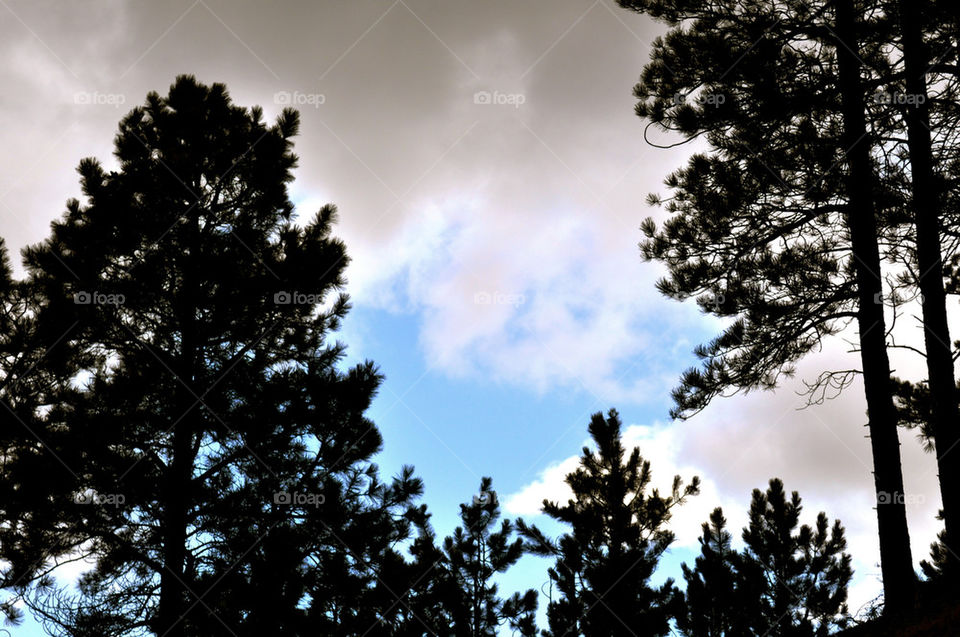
[437,477,538,637]
[678,508,741,637]
[18,76,422,636]
[616,0,918,608]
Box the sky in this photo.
[0,1,949,635]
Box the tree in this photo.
[615,0,917,608]
[436,477,538,637]
[521,409,699,637]
[881,0,960,576]
[738,479,852,636]
[679,481,852,637]
[18,76,422,636]
[390,504,462,635]
[678,508,741,637]
[0,237,93,626]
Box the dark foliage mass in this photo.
[618,0,960,612]
[5,0,960,628]
[520,410,698,637]
[679,481,852,637]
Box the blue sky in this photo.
[0,1,951,634]
[346,305,711,632]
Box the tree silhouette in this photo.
[0,238,93,626]
[389,504,461,635]
[893,0,960,577]
[738,479,852,636]
[521,409,699,637]
[615,0,916,608]
[679,481,852,637]
[18,76,422,636]
[435,477,538,637]
[678,508,741,637]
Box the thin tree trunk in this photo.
[157,417,192,637]
[898,0,960,578]
[157,215,201,636]
[834,0,917,612]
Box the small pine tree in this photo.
[680,481,852,637]
[434,477,538,637]
[521,409,699,637]
[678,508,741,637]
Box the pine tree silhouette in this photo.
[679,480,852,637]
[520,409,699,637]
[615,0,918,608]
[678,508,741,637]
[0,238,93,626]
[434,477,538,637]
[18,76,423,636]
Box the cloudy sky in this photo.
[0,0,947,633]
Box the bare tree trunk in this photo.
[898,0,960,578]
[834,0,917,613]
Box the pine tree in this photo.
[615,0,917,608]
[738,479,852,636]
[678,508,741,637]
[18,76,422,636]
[436,477,538,637]
[0,238,92,626]
[679,482,852,637]
[521,409,699,637]
[892,0,960,576]
[392,505,461,635]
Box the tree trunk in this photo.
[898,0,960,578]
[157,415,192,637]
[157,215,201,637]
[834,0,917,612]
